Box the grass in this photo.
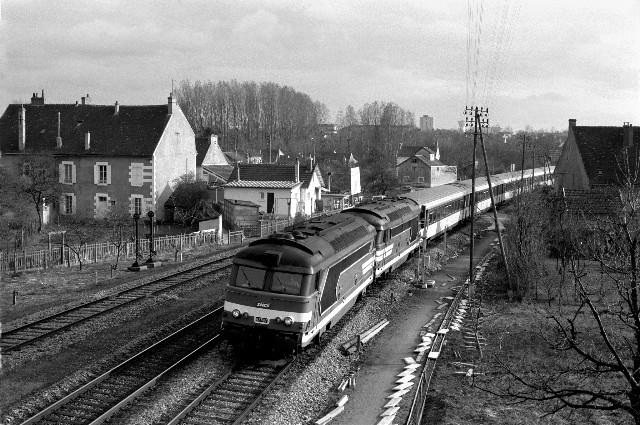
[420,257,634,425]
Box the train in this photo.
[221,167,554,355]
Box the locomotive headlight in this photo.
[242,312,249,319]
[284,316,294,326]
[275,317,282,324]
[232,309,241,319]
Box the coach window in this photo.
[235,266,266,290]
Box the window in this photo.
[418,177,424,183]
[64,164,73,183]
[94,162,111,185]
[110,201,116,206]
[22,163,31,176]
[64,195,73,214]
[412,158,418,163]
[98,165,107,184]
[234,266,266,290]
[98,196,107,202]
[403,176,410,182]
[260,192,265,199]
[133,197,142,215]
[271,272,302,295]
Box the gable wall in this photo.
[153,105,196,220]
[554,133,590,191]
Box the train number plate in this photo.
[254,316,269,325]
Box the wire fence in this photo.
[1,230,224,274]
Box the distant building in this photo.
[555,119,638,192]
[0,91,196,220]
[555,118,638,217]
[419,115,434,131]
[195,134,232,184]
[396,143,456,187]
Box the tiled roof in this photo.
[195,137,210,166]
[572,126,640,185]
[0,103,171,156]
[228,163,324,189]
[203,165,234,180]
[397,145,433,158]
[563,188,622,216]
[224,180,301,189]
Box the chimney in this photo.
[18,105,26,150]
[85,131,91,150]
[114,101,119,114]
[327,172,332,192]
[30,90,44,106]
[81,96,86,105]
[168,93,176,115]
[295,158,300,183]
[568,118,576,131]
[56,112,62,148]
[236,163,241,181]
[624,122,634,148]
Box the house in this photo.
[554,119,638,192]
[396,143,457,187]
[0,91,196,220]
[195,134,233,185]
[224,159,325,219]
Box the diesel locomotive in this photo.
[222,167,553,355]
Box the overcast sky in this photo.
[1,0,638,131]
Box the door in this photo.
[267,192,275,214]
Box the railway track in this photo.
[166,361,293,425]
[1,255,235,354]
[18,308,223,425]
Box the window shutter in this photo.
[72,195,77,214]
[107,164,112,184]
[72,164,77,183]
[59,164,64,183]
[94,164,99,184]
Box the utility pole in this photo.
[463,106,483,289]
[477,112,512,293]
[518,134,531,204]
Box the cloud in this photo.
[526,92,567,102]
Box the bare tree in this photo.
[482,156,640,423]
[170,172,209,228]
[104,205,132,271]
[0,154,62,233]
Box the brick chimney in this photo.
[18,105,26,150]
[327,171,332,192]
[85,131,91,150]
[114,101,119,114]
[295,158,300,183]
[568,118,576,131]
[80,94,91,105]
[624,122,634,148]
[168,93,176,115]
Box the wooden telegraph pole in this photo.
[476,112,512,291]
[463,106,482,289]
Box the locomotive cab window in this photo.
[234,266,266,290]
[271,272,304,295]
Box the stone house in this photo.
[0,92,196,220]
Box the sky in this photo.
[0,0,638,131]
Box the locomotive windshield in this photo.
[271,272,303,295]
[235,266,266,290]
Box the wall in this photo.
[58,156,153,217]
[429,166,457,187]
[153,105,196,220]
[224,186,298,218]
[554,134,590,191]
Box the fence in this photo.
[1,230,223,274]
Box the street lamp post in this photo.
[146,211,156,264]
